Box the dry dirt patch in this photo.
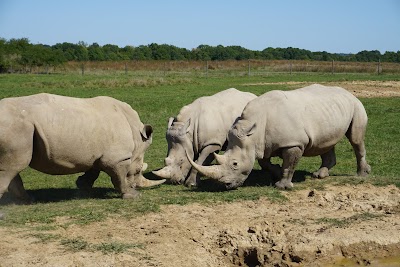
[244,80,400,98]
[1,184,399,267]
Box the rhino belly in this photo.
[303,129,347,157]
[29,131,101,175]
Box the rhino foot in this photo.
[275,180,293,190]
[357,163,371,177]
[122,190,141,199]
[184,175,200,188]
[312,167,330,179]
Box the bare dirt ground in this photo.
[1,81,400,267]
[244,80,400,98]
[1,184,400,267]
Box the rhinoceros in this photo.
[188,84,371,189]
[0,93,165,203]
[153,88,257,187]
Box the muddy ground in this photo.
[1,184,400,267]
[1,81,400,267]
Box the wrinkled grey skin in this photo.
[153,88,256,187]
[188,84,371,190]
[0,93,165,203]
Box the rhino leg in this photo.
[275,147,303,190]
[105,159,140,199]
[185,144,220,187]
[351,141,371,176]
[76,169,100,191]
[258,157,281,181]
[313,148,336,179]
[346,111,371,176]
[0,123,33,203]
[0,172,31,204]
[8,174,32,204]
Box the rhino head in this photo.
[153,118,194,184]
[187,119,256,189]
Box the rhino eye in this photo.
[232,161,239,170]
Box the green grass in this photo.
[60,238,143,254]
[0,72,399,229]
[315,212,384,229]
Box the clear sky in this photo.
[0,0,399,54]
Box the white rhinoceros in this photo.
[153,88,257,187]
[0,93,165,203]
[188,84,371,189]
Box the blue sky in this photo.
[0,0,399,53]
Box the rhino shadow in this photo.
[0,187,118,205]
[193,169,312,192]
[244,169,311,187]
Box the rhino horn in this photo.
[214,152,227,165]
[142,163,148,172]
[136,175,166,188]
[152,167,172,179]
[186,150,223,180]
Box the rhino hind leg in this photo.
[346,110,371,176]
[275,147,303,190]
[185,144,221,188]
[351,141,371,176]
[313,148,336,179]
[0,172,31,204]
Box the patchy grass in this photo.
[315,212,384,228]
[60,238,143,254]
[0,73,399,229]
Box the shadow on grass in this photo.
[190,169,313,192]
[0,187,118,205]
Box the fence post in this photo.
[206,60,208,78]
[377,59,381,75]
[290,61,292,75]
[81,64,84,76]
[331,60,334,74]
[125,62,128,75]
[248,59,251,76]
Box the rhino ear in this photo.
[184,119,191,133]
[244,122,256,136]
[168,117,175,128]
[141,124,153,140]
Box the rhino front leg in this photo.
[258,157,281,181]
[76,169,100,191]
[106,159,140,199]
[275,147,303,190]
[313,148,336,179]
[185,144,221,187]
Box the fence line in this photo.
[4,59,400,76]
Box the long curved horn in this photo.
[152,167,172,179]
[136,175,166,188]
[186,151,223,180]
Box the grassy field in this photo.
[0,72,399,227]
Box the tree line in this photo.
[1,37,399,72]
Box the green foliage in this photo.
[1,37,400,73]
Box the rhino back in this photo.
[10,94,135,174]
[177,89,256,149]
[242,85,363,157]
